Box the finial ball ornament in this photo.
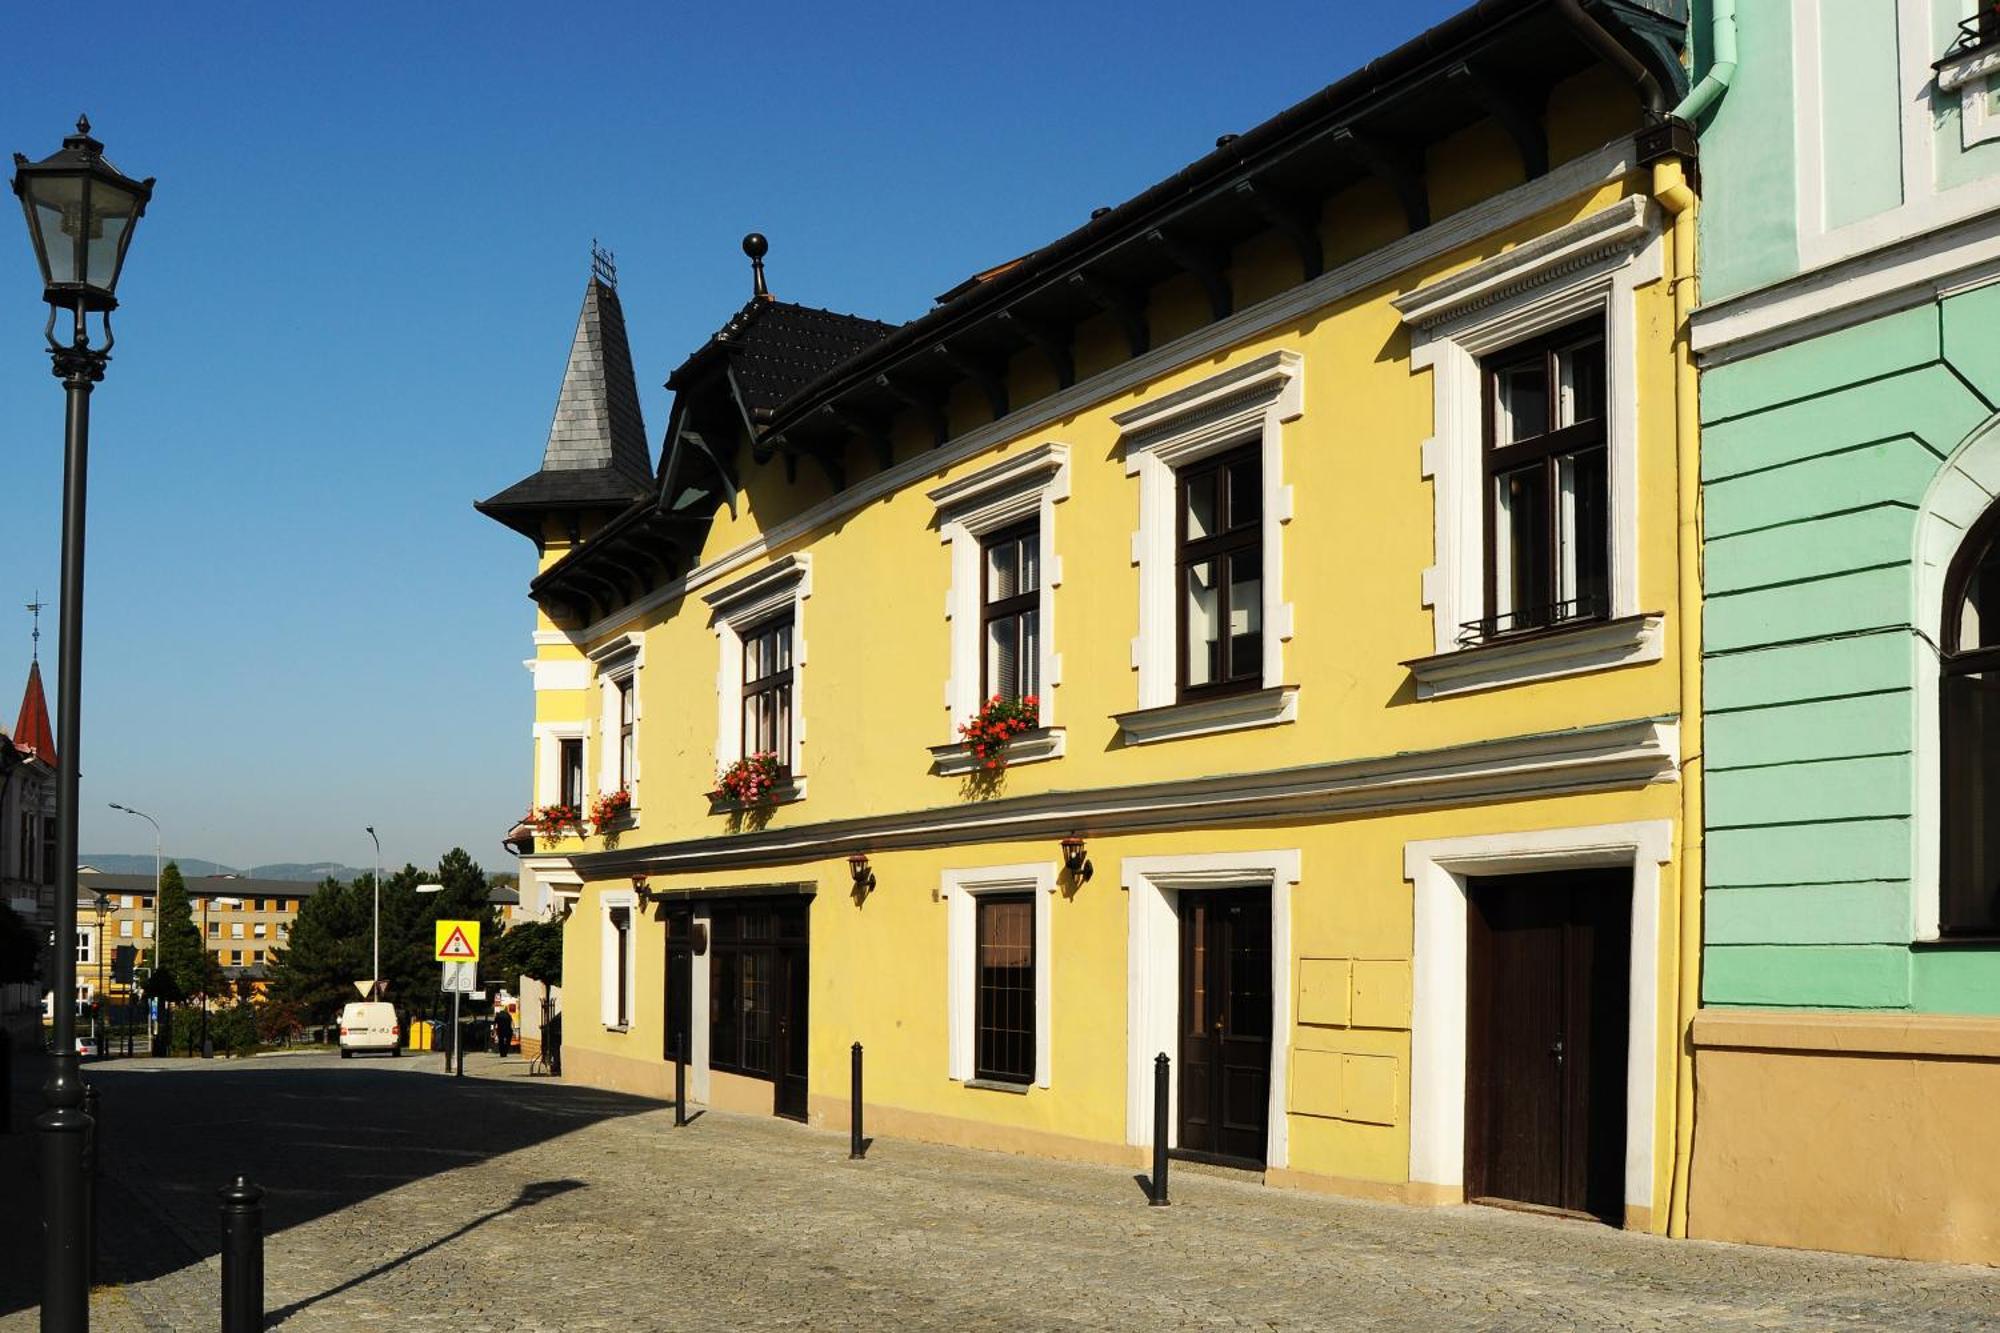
[742,232,768,259]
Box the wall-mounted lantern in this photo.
[848,852,877,899]
[1060,836,1094,884]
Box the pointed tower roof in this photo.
[14,659,55,767]
[477,264,654,541]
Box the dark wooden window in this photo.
[1942,502,2000,935]
[741,613,794,775]
[1177,444,1263,699]
[609,906,632,1027]
[615,678,635,790]
[559,737,585,808]
[974,894,1035,1084]
[1477,319,1609,642]
[709,900,809,1079]
[980,522,1041,702]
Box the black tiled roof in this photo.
[79,872,321,899]
[668,298,897,415]
[477,465,651,514]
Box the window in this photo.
[980,524,1041,703]
[253,923,267,938]
[975,895,1035,1084]
[708,900,808,1079]
[1941,504,2000,935]
[140,895,152,910]
[75,929,92,965]
[616,677,636,791]
[118,920,132,938]
[740,614,795,775]
[142,921,154,939]
[122,895,136,909]
[252,950,263,964]
[1477,319,1608,640]
[40,817,55,887]
[231,923,245,940]
[560,737,585,808]
[207,921,219,939]
[278,923,289,938]
[1177,444,1263,698]
[229,950,241,965]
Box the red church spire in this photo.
[13,659,55,767]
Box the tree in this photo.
[489,918,563,991]
[147,863,215,1006]
[265,876,366,1024]
[0,902,39,988]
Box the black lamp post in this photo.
[13,116,153,1333]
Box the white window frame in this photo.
[1403,820,1670,1216]
[118,920,132,938]
[927,443,1069,775]
[600,888,638,1031]
[1113,351,1301,745]
[1120,849,1300,1169]
[142,921,154,940]
[230,923,245,941]
[533,721,589,811]
[75,928,92,965]
[940,862,1056,1089]
[703,553,811,798]
[1395,195,1663,696]
[589,633,643,819]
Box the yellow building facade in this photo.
[485,1,1698,1233]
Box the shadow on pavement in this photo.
[0,1053,662,1318]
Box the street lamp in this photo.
[89,892,109,1059]
[199,895,241,1059]
[108,802,160,1049]
[14,116,154,1332]
[365,825,381,1000]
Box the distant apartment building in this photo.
[71,871,316,1009]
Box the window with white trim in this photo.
[704,554,811,796]
[942,863,1055,1089]
[928,444,1068,774]
[589,633,642,813]
[1113,353,1299,745]
[601,892,637,1030]
[75,929,92,965]
[1395,195,1662,698]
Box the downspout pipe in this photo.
[1651,156,1703,1243]
[1672,0,1738,125]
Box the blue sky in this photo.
[0,1,1465,871]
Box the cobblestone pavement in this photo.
[5,1051,2000,1330]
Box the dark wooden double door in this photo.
[1177,888,1272,1167]
[667,900,810,1121]
[1465,871,1629,1223]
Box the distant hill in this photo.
[80,854,369,883]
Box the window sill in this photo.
[603,1024,631,1034]
[1403,613,1663,699]
[707,778,808,816]
[587,809,638,837]
[1114,686,1299,746]
[1911,935,2000,951]
[964,1077,1031,1095]
[929,727,1066,776]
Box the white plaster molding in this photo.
[1402,820,1671,1213]
[532,720,587,809]
[587,632,644,667]
[1939,40,2000,93]
[705,554,812,775]
[1119,351,1301,713]
[599,888,638,1031]
[928,728,1066,776]
[1404,614,1664,699]
[1122,850,1300,1169]
[530,658,591,693]
[532,629,577,648]
[568,139,1640,646]
[584,718,1678,877]
[940,862,1057,1089]
[931,444,1069,732]
[1404,203,1659,654]
[1112,686,1299,746]
[1390,195,1653,331]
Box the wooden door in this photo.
[1177,888,1272,1166]
[772,941,809,1120]
[1465,871,1629,1222]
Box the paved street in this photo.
[4,1051,2000,1330]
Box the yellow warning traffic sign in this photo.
[434,919,481,962]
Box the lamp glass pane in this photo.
[84,177,142,292]
[25,173,85,284]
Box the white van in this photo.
[337,1002,401,1058]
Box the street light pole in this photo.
[14,116,154,1333]
[365,826,381,999]
[90,894,108,1058]
[107,802,159,994]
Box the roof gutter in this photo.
[1554,0,1665,115]
[1670,0,1736,124]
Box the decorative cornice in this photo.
[1403,614,1665,699]
[1392,194,1652,332]
[702,552,811,629]
[570,716,1679,880]
[926,442,1070,529]
[1113,686,1300,745]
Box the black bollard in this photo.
[1150,1052,1170,1206]
[849,1042,865,1160]
[674,1032,687,1128]
[219,1175,264,1333]
[82,1083,100,1286]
